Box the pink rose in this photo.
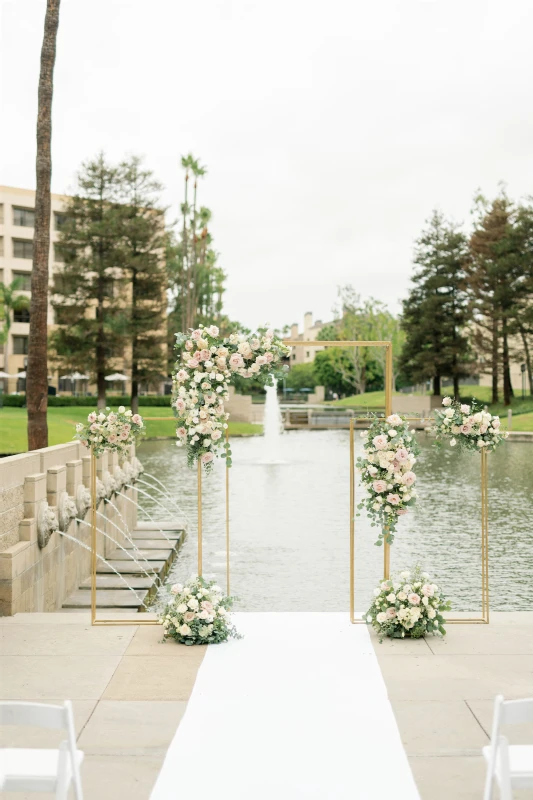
[408,593,421,605]
[255,355,267,366]
[201,452,214,464]
[185,340,193,351]
[120,430,129,440]
[201,600,213,612]
[88,412,97,423]
[216,357,227,369]
[176,369,188,381]
[211,430,222,440]
[373,434,388,450]
[229,353,244,370]
[386,493,400,506]
[90,422,99,432]
[177,427,187,438]
[187,358,199,369]
[396,447,409,462]
[372,480,387,493]
[184,611,195,622]
[265,352,274,363]
[191,329,202,340]
[367,465,378,476]
[175,398,186,412]
[396,509,408,516]
[479,424,488,434]
[108,433,117,443]
[492,417,501,428]
[208,325,219,336]
[386,414,402,426]
[204,393,216,405]
[422,584,434,597]
[403,471,416,487]
[385,607,397,619]
[198,349,210,361]
[131,414,142,425]
[461,424,472,434]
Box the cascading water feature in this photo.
[124,485,182,538]
[60,530,151,609]
[138,475,189,522]
[116,490,175,545]
[96,510,160,584]
[260,377,286,464]
[75,518,152,574]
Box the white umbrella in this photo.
[16,371,26,379]
[105,373,129,381]
[60,372,90,380]
[0,371,14,379]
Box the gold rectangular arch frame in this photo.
[90,339,489,626]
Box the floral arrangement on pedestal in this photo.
[75,406,145,457]
[356,413,420,545]
[365,565,451,640]
[159,575,240,645]
[172,324,290,470]
[433,396,508,452]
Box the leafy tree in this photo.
[400,211,472,396]
[27,0,60,449]
[0,278,31,378]
[118,157,168,413]
[510,203,533,394]
[285,362,317,391]
[51,154,129,407]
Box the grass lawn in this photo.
[327,385,533,419]
[0,406,263,455]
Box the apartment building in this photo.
[289,312,336,365]
[0,185,167,397]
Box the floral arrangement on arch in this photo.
[356,413,420,545]
[433,396,508,452]
[75,406,145,457]
[365,565,451,640]
[172,324,290,470]
[159,575,240,645]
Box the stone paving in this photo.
[0,611,532,799]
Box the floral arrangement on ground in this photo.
[365,565,451,640]
[75,406,145,456]
[172,324,290,471]
[159,575,240,645]
[433,396,508,452]
[356,413,420,545]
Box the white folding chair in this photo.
[0,700,84,798]
[483,694,533,800]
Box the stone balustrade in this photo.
[0,442,139,615]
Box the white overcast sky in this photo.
[1,0,532,331]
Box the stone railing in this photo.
[0,442,140,616]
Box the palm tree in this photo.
[27,0,60,450]
[0,278,31,381]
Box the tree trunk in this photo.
[519,328,533,395]
[433,374,441,396]
[27,0,60,450]
[491,316,499,403]
[131,270,138,414]
[502,319,511,406]
[453,375,459,398]
[96,300,106,408]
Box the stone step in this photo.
[79,575,154,590]
[132,529,182,541]
[63,588,149,608]
[135,520,186,531]
[107,548,173,561]
[127,538,180,550]
[97,560,166,575]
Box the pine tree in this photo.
[51,154,128,407]
[400,211,471,396]
[117,156,168,413]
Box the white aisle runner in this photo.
[151,613,420,800]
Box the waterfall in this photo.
[260,378,285,464]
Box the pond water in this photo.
[137,431,533,613]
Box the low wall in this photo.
[225,387,264,424]
[0,442,140,616]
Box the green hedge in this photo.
[1,394,171,408]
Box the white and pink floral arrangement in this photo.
[75,406,145,457]
[159,575,240,645]
[172,324,290,471]
[356,413,420,546]
[365,565,450,640]
[433,396,508,452]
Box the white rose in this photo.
[449,438,457,447]
[176,603,187,613]
[442,397,452,406]
[445,408,454,417]
[400,571,410,579]
[398,592,407,601]
[187,598,199,610]
[179,624,191,636]
[118,405,126,413]
[427,609,436,619]
[376,612,387,623]
[386,593,396,602]
[373,588,381,596]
